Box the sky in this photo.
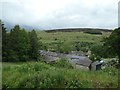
[0,0,119,30]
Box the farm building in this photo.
[68,56,92,70]
[39,50,104,71]
[69,56,104,71]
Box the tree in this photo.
[9,25,30,61]
[90,42,115,61]
[17,29,30,61]
[29,30,39,60]
[0,20,1,62]
[104,28,120,60]
[8,25,21,61]
[2,24,41,62]
[1,21,11,61]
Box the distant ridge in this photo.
[45,28,112,33]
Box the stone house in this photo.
[40,50,104,71]
[68,56,92,70]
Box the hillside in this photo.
[37,30,111,53]
[45,28,112,33]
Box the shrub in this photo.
[54,38,58,41]
[51,58,73,69]
[84,31,102,35]
[74,41,93,52]
[89,54,101,61]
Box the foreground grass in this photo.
[2,62,118,88]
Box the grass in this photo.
[36,31,111,52]
[37,31,110,42]
[2,61,118,88]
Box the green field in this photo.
[37,31,110,43]
[2,61,118,88]
[36,31,111,52]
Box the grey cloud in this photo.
[37,2,118,29]
[1,0,119,30]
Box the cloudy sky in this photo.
[0,0,119,30]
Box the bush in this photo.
[90,43,103,58]
[90,43,115,59]
[54,38,58,41]
[74,41,92,52]
[89,54,101,61]
[50,58,73,69]
[84,31,102,35]
[58,44,73,53]
[101,67,118,76]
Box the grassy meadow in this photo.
[37,31,111,42]
[2,61,118,88]
[36,31,111,52]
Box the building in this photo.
[69,56,92,70]
[40,50,104,71]
[69,55,104,71]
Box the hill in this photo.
[37,29,111,53]
[45,28,112,33]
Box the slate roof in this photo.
[40,50,92,67]
[70,56,92,67]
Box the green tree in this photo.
[104,28,120,60]
[18,29,30,61]
[90,43,103,56]
[0,20,1,62]
[1,21,11,61]
[9,25,30,61]
[1,21,7,61]
[2,24,41,62]
[29,30,39,60]
[90,42,114,61]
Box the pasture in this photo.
[36,30,111,53]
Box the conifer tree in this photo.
[1,20,10,61]
[9,25,30,61]
[29,30,39,60]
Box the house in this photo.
[69,56,92,70]
[39,50,104,71]
[69,56,92,66]
[69,55,104,71]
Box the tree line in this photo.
[1,21,40,62]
